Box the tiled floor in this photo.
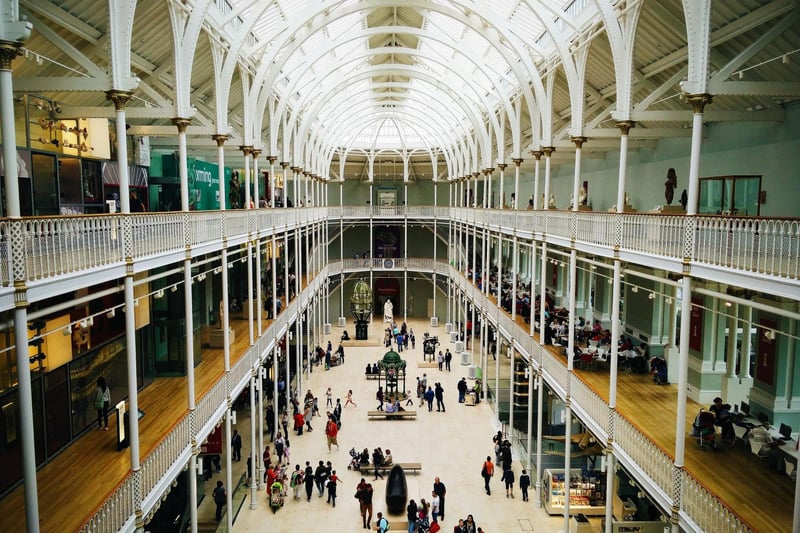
[231,318,567,533]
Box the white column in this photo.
[513,159,521,210]
[571,137,586,211]
[242,146,252,209]
[685,95,713,215]
[615,122,634,212]
[532,151,542,210]
[672,276,693,532]
[542,147,554,210]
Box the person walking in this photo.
[274,433,285,465]
[345,389,357,407]
[333,399,343,423]
[433,477,447,520]
[406,499,418,533]
[372,448,385,480]
[376,512,390,533]
[95,377,111,431]
[437,351,445,371]
[304,461,315,502]
[435,383,446,412]
[326,469,341,506]
[424,386,435,412]
[231,429,243,461]
[481,456,494,495]
[315,460,328,497]
[325,414,340,452]
[326,387,333,407]
[501,466,515,498]
[445,349,452,371]
[212,480,226,522]
[356,478,374,529]
[431,490,441,523]
[376,386,384,410]
[519,469,531,502]
[290,464,304,500]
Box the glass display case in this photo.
[698,175,761,216]
[543,468,607,516]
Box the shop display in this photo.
[543,468,606,516]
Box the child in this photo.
[519,469,531,501]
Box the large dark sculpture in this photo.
[664,168,678,205]
[386,465,408,515]
[351,278,373,340]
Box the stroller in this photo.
[692,409,717,450]
[269,481,284,512]
[651,357,668,385]
[347,447,361,470]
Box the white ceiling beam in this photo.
[630,109,784,122]
[640,0,796,79]
[21,0,102,43]
[584,127,692,139]
[58,106,178,120]
[24,12,107,78]
[13,77,110,92]
[707,81,800,97]
[128,125,216,137]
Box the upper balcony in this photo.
[0,207,797,312]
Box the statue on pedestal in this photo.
[578,185,587,206]
[384,298,393,323]
[548,194,556,209]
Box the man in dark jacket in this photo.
[457,378,468,403]
[434,383,445,412]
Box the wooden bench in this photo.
[358,462,422,475]
[367,410,417,420]
[374,522,408,532]
[365,373,381,380]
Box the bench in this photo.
[365,373,381,380]
[367,410,417,420]
[374,522,408,532]
[359,462,422,475]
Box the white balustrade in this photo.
[78,477,135,533]
[613,413,674,498]
[681,472,752,533]
[570,377,608,436]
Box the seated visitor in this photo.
[709,397,735,441]
[360,448,370,465]
[372,363,379,374]
[382,449,393,466]
[385,401,397,413]
[341,330,350,341]
[394,399,405,412]
[365,364,372,375]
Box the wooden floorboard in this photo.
[0,290,293,533]
[0,277,793,532]
[508,311,794,532]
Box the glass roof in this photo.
[223,0,595,154]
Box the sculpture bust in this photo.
[578,185,587,205]
[384,298,393,323]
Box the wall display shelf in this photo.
[543,468,607,516]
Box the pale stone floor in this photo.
[230,318,569,533]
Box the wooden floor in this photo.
[507,311,795,532]
[0,290,292,533]
[0,276,794,532]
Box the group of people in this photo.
[480,432,531,503]
[415,377,446,412]
[313,339,346,370]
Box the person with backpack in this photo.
[314,460,328,497]
[290,464,304,500]
[481,456,494,495]
[376,511,389,533]
[325,414,340,451]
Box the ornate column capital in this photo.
[472,172,480,179]
[542,146,555,157]
[291,166,301,173]
[280,161,290,169]
[512,158,523,167]
[483,168,494,175]
[268,155,278,164]
[530,150,542,160]
[497,163,508,171]
[105,90,133,111]
[252,149,261,160]
[686,93,713,114]
[239,145,254,156]
[570,136,587,149]
[211,134,228,147]
[172,117,192,133]
[615,120,636,135]
[0,41,24,70]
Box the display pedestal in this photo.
[654,205,685,214]
[577,205,592,212]
[355,321,369,340]
[608,204,637,213]
[209,328,235,348]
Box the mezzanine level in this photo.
[0,207,797,315]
